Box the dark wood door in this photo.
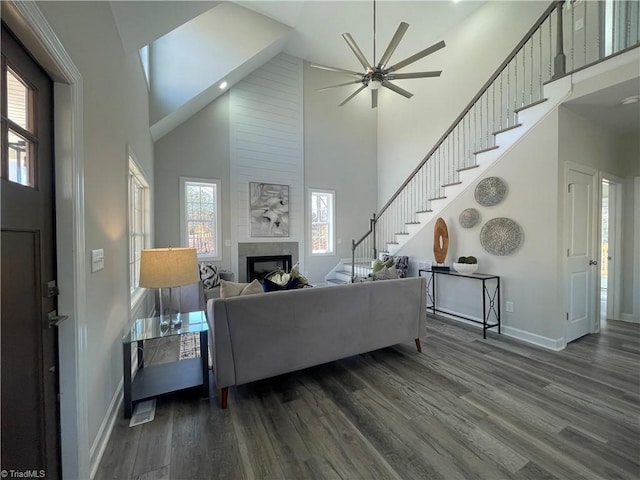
[1,23,60,478]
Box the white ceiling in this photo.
[564,77,640,134]
[237,1,485,70]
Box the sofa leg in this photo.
[220,387,228,409]
[415,338,422,352]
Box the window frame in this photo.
[128,151,150,310]
[308,188,336,256]
[180,176,222,262]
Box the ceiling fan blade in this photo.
[377,22,409,69]
[371,89,378,109]
[339,85,368,107]
[342,33,372,71]
[309,63,363,78]
[382,81,413,99]
[387,71,442,80]
[316,80,363,92]
[385,40,446,73]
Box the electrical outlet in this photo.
[506,301,514,313]
[91,249,104,273]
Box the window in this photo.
[139,45,150,89]
[2,65,36,188]
[180,177,221,260]
[129,154,150,305]
[309,189,335,255]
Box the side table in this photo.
[419,269,501,338]
[123,310,209,418]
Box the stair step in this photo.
[514,97,548,113]
[457,165,479,172]
[388,241,399,245]
[395,232,409,236]
[493,123,522,136]
[416,209,433,213]
[473,145,499,155]
[327,278,348,285]
[428,196,447,201]
[442,181,462,188]
[405,221,420,225]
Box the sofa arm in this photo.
[206,298,236,390]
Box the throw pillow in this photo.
[372,258,394,274]
[220,279,263,298]
[381,255,409,278]
[262,277,299,292]
[199,263,220,289]
[372,265,399,281]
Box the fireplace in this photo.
[247,255,292,283]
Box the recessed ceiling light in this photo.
[621,95,639,105]
[219,81,228,90]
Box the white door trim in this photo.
[5,2,90,478]
[600,172,623,322]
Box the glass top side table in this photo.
[122,310,209,418]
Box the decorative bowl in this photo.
[453,262,478,275]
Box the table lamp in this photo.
[139,247,200,328]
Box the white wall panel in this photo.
[230,54,304,276]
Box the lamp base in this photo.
[159,312,182,329]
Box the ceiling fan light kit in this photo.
[313,2,446,108]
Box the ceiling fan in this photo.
[312,1,445,108]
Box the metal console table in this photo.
[419,269,501,338]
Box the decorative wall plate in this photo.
[480,217,523,256]
[475,177,507,207]
[459,208,480,228]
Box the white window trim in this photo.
[308,188,336,256]
[180,176,222,262]
[128,150,151,311]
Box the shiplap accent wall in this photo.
[229,53,304,276]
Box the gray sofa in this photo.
[206,276,427,408]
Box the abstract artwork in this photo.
[249,182,289,237]
[433,217,449,264]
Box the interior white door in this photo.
[566,165,598,343]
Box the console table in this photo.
[122,310,209,418]
[419,269,501,338]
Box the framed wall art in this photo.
[249,182,289,237]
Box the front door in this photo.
[1,24,60,478]
[565,163,598,343]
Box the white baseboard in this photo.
[501,325,566,351]
[89,378,123,479]
[620,313,640,323]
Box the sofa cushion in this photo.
[262,277,299,292]
[220,279,263,298]
[372,258,394,274]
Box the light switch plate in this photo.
[91,249,104,273]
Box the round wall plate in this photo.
[480,217,523,256]
[475,177,507,207]
[459,208,480,228]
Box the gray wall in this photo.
[37,0,155,470]
[303,61,378,284]
[154,92,233,270]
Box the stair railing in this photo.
[350,0,639,281]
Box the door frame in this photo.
[599,172,623,323]
[563,161,599,339]
[3,2,89,478]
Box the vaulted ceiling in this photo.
[109,0,485,140]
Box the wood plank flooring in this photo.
[96,317,640,480]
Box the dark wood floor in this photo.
[96,316,640,480]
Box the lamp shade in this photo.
[139,248,200,288]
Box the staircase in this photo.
[324,0,639,284]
